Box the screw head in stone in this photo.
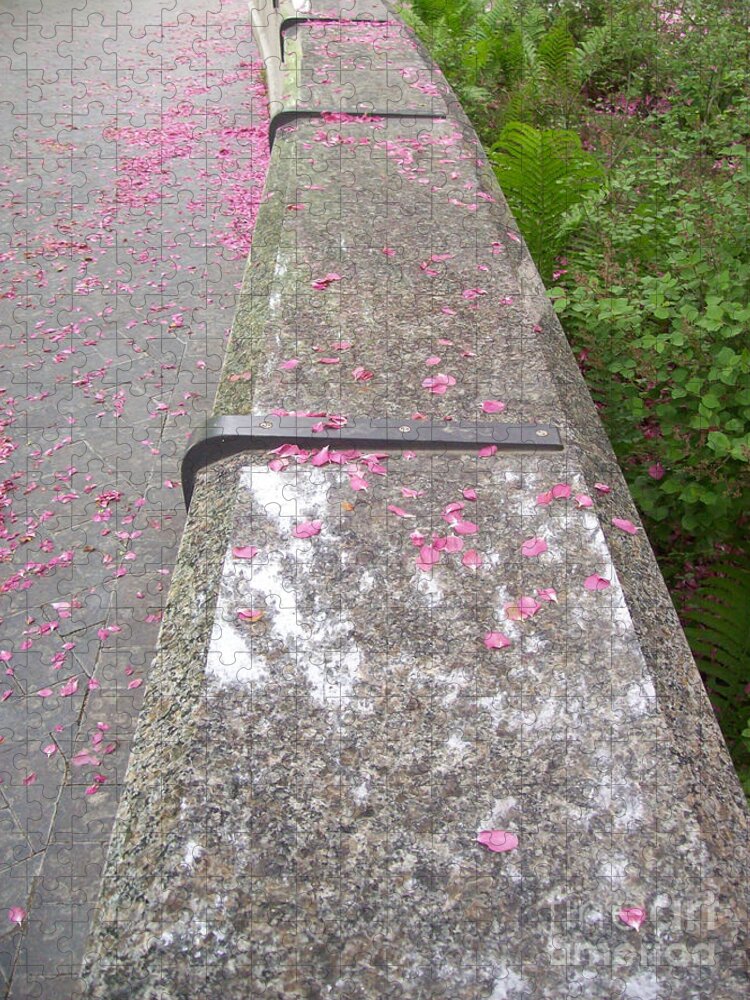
[399,425,411,433]
[259,420,273,429]
[535,429,549,437]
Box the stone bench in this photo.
[81,2,749,996]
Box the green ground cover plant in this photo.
[401,0,750,793]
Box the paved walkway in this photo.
[0,2,268,996]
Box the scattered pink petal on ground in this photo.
[425,356,441,366]
[618,907,647,931]
[462,549,483,569]
[484,632,511,649]
[232,545,259,560]
[318,357,340,365]
[521,537,548,558]
[237,608,264,623]
[401,488,424,498]
[410,531,426,546]
[353,366,373,382]
[505,596,542,620]
[536,490,553,506]
[8,908,26,926]
[279,359,300,370]
[551,483,572,500]
[60,676,78,697]
[584,574,611,591]
[349,475,369,492]
[311,272,342,289]
[574,494,593,508]
[72,750,100,768]
[293,520,322,538]
[536,588,558,603]
[42,744,57,757]
[477,830,518,852]
[453,520,478,535]
[462,487,477,501]
[388,505,415,518]
[612,517,639,535]
[462,287,486,300]
[481,400,505,413]
[36,688,53,698]
[478,445,497,458]
[422,373,457,394]
[444,535,464,553]
[22,773,37,786]
[594,482,612,493]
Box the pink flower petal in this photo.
[352,366,373,382]
[484,632,511,649]
[477,830,518,852]
[410,531,426,547]
[505,596,541,620]
[387,505,415,519]
[574,494,593,508]
[535,587,558,603]
[293,520,322,538]
[536,490,553,506]
[349,475,369,492]
[22,773,37,786]
[311,272,342,289]
[594,482,611,493]
[8,907,26,926]
[424,356,441,366]
[237,608,264,623]
[478,445,497,458]
[462,549,483,569]
[36,688,53,698]
[521,537,548,558]
[462,488,477,501]
[612,517,639,535]
[72,749,101,768]
[648,463,665,480]
[60,676,78,697]
[453,520,478,535]
[584,574,611,591]
[481,400,505,413]
[551,483,571,500]
[401,488,424,499]
[618,906,647,931]
[232,545,259,560]
[279,359,300,370]
[418,545,440,566]
[444,535,464,553]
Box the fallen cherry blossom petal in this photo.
[444,535,464,553]
[462,549,483,569]
[477,830,518,852]
[505,596,542,620]
[311,272,342,289]
[536,490,553,506]
[60,676,78,697]
[349,475,369,492]
[37,688,53,698]
[279,359,300,370]
[454,520,478,535]
[352,366,373,382]
[232,545,259,560]
[574,494,593,508]
[584,574,611,591]
[536,588,558,603]
[478,445,497,458]
[521,537,548,558]
[462,487,477,501]
[484,632,511,649]
[424,356,441,366]
[594,482,611,493]
[551,483,572,500]
[42,744,57,757]
[618,906,647,931]
[22,773,37,786]
[481,400,505,413]
[612,517,639,535]
[401,488,424,499]
[293,520,322,538]
[388,505,415,519]
[236,608,264,623]
[8,907,26,926]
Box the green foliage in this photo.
[490,123,604,281]
[407,0,750,796]
[682,559,750,794]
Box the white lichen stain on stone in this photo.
[624,972,661,999]
[359,570,376,592]
[446,733,471,757]
[488,965,530,998]
[351,780,369,803]
[181,840,204,870]
[414,569,443,603]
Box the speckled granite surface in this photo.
[81,2,749,997]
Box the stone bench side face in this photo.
[80,3,749,998]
